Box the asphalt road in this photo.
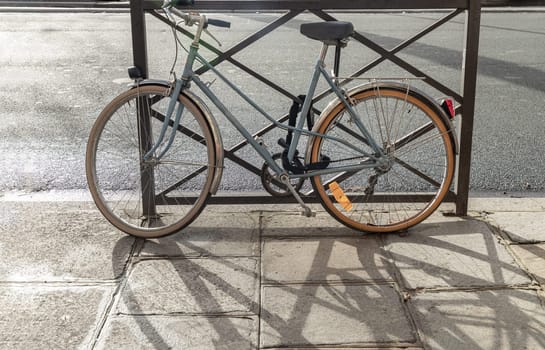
[1,10,544,194]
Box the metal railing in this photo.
[0,0,542,8]
[129,0,481,215]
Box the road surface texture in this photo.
[1,10,544,194]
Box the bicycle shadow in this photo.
[384,217,545,349]
[103,212,545,349]
[511,243,545,284]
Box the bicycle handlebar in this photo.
[165,0,194,6]
[206,18,231,28]
[167,2,231,29]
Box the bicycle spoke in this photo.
[310,86,454,232]
[87,85,215,238]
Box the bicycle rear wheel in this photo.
[86,84,216,238]
[309,84,455,232]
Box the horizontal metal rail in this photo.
[159,191,458,205]
[0,0,541,9]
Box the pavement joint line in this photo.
[257,340,422,349]
[132,255,261,261]
[482,218,515,244]
[390,278,425,348]
[89,237,144,349]
[502,246,545,289]
[0,281,118,287]
[381,233,425,347]
[403,284,542,296]
[111,314,257,319]
[257,210,265,350]
[261,234,374,239]
[116,311,258,317]
[506,241,545,246]
[379,232,415,297]
[480,217,545,287]
[539,290,545,308]
[261,279,397,287]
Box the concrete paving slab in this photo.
[260,283,416,348]
[264,348,423,350]
[96,315,258,350]
[384,215,531,289]
[264,348,422,350]
[468,196,545,212]
[0,285,112,350]
[486,212,545,243]
[410,289,545,350]
[510,243,545,285]
[140,212,259,258]
[262,237,393,283]
[262,212,361,237]
[0,201,133,281]
[117,258,259,315]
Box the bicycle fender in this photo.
[306,82,459,165]
[130,79,224,194]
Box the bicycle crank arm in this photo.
[280,174,316,217]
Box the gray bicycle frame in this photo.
[157,16,386,180]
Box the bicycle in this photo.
[86,0,458,238]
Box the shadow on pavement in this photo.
[100,213,545,349]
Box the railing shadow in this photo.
[105,213,545,349]
[386,217,545,349]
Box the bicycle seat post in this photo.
[319,42,329,64]
[333,44,341,82]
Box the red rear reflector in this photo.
[441,99,455,119]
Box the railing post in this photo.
[130,0,148,79]
[456,0,481,215]
[130,0,156,219]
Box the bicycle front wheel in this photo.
[86,84,217,238]
[309,84,455,233]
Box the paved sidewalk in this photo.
[0,195,544,349]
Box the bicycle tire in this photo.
[86,84,216,238]
[309,84,455,232]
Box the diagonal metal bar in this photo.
[194,10,303,75]
[150,10,221,54]
[393,157,442,188]
[149,110,279,193]
[153,10,323,112]
[227,57,318,110]
[307,118,447,195]
[297,9,464,109]
[312,9,463,102]
[150,110,208,197]
[153,10,322,118]
[151,109,291,195]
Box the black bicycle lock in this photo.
[278,95,330,173]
